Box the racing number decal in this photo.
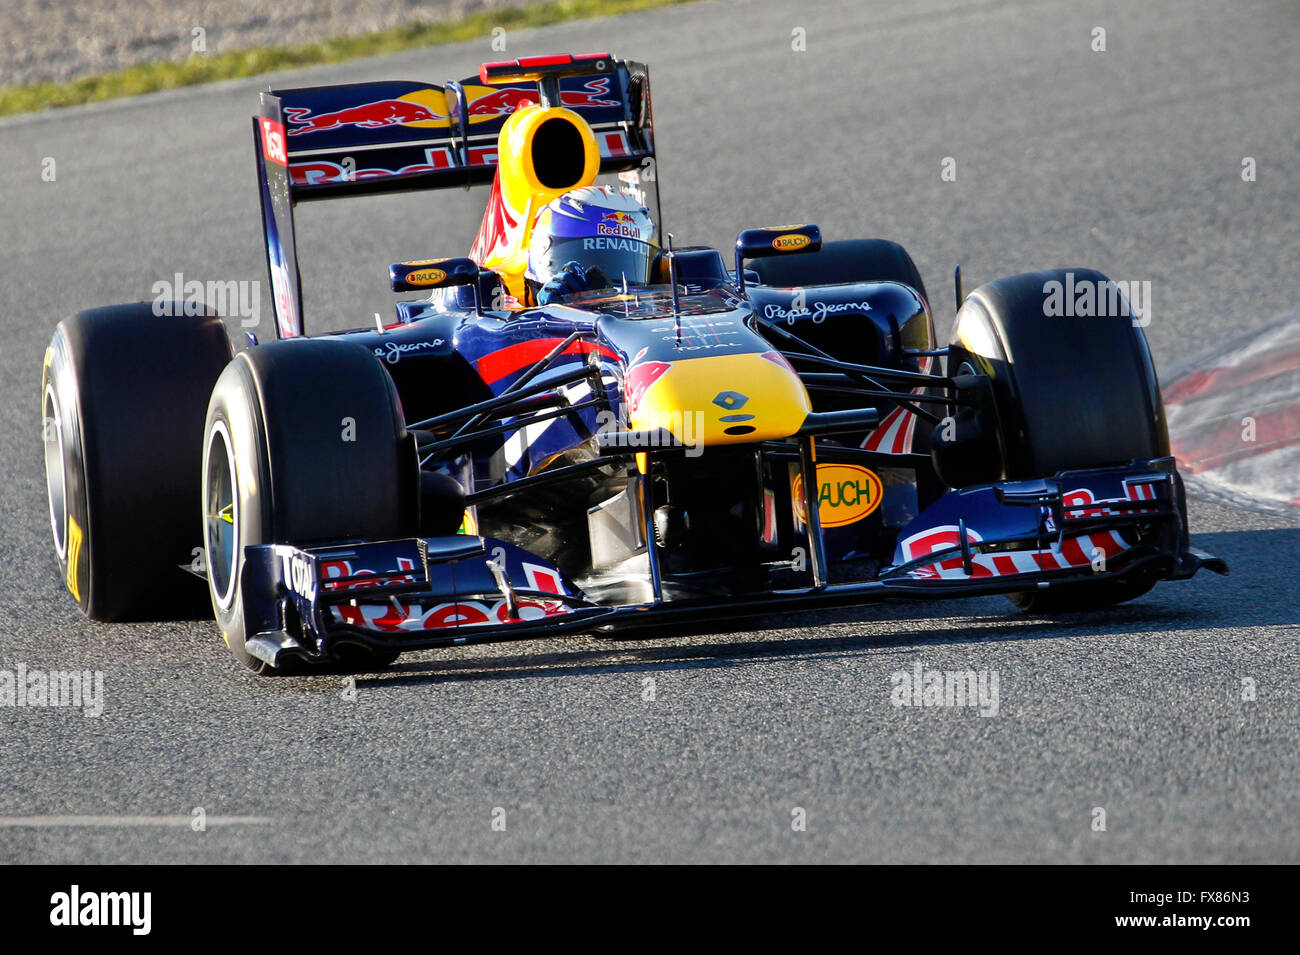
[793,463,884,528]
[66,517,83,602]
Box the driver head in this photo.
[526,184,658,296]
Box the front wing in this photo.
[238,457,1226,667]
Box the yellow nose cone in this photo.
[630,352,811,446]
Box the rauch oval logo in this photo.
[772,233,812,252]
[793,463,883,527]
[406,268,446,285]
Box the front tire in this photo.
[947,269,1168,612]
[202,339,417,672]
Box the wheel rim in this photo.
[43,384,68,560]
[205,420,239,611]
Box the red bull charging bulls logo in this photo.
[464,77,619,119]
[283,93,449,135]
[598,210,641,238]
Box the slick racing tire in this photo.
[42,304,233,620]
[749,238,929,303]
[202,339,417,673]
[947,269,1168,612]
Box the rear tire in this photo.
[202,339,417,672]
[947,269,1167,612]
[42,304,233,620]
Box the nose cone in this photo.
[630,352,812,446]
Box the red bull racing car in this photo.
[40,53,1226,672]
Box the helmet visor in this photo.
[533,235,656,287]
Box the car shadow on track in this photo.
[351,529,1296,688]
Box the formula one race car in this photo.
[40,53,1227,672]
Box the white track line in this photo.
[0,815,273,827]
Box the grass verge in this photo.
[0,0,697,117]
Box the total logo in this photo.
[281,550,317,601]
[793,463,884,527]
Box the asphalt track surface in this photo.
[1,0,1298,864]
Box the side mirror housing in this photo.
[734,224,822,290]
[389,257,480,293]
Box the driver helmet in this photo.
[526,185,658,294]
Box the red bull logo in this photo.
[284,95,448,135]
[466,87,539,117]
[465,77,619,119]
[597,209,642,238]
[562,77,620,109]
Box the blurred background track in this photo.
[0,0,541,85]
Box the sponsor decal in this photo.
[462,77,619,120]
[259,118,287,166]
[465,86,536,117]
[283,92,449,135]
[289,147,455,187]
[1063,484,1160,518]
[762,299,873,324]
[597,210,642,238]
[404,268,446,286]
[333,596,568,631]
[899,516,1128,579]
[319,557,418,592]
[282,551,316,601]
[372,339,445,365]
[793,463,884,527]
[467,144,498,166]
[581,236,644,254]
[772,232,812,252]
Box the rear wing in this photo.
[253,54,657,338]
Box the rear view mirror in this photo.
[389,257,480,293]
[736,224,822,260]
[734,224,822,290]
